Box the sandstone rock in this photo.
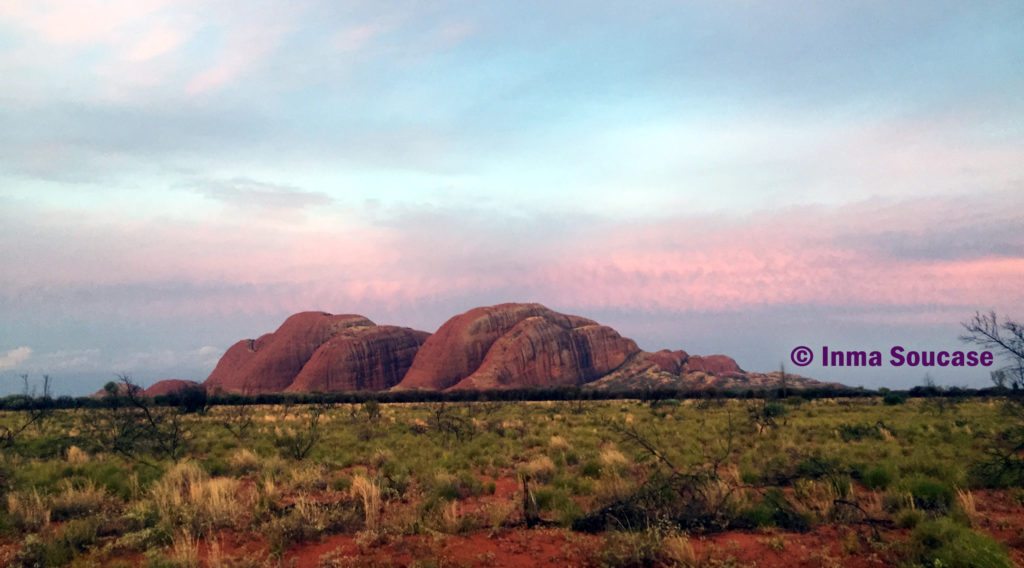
[449,316,639,390]
[202,304,834,394]
[395,303,566,390]
[684,354,742,376]
[204,312,377,394]
[286,326,430,392]
[90,381,143,398]
[395,303,639,391]
[646,349,689,374]
[144,379,202,397]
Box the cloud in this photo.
[2,190,1021,328]
[125,25,185,62]
[190,178,333,215]
[0,0,174,45]
[0,346,32,370]
[32,349,102,372]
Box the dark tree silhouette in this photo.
[961,310,1024,387]
[962,311,1024,486]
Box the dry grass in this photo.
[227,448,261,475]
[380,500,421,536]
[600,446,629,469]
[484,500,517,531]
[408,418,429,434]
[521,455,557,483]
[65,445,89,465]
[170,530,200,567]
[549,435,570,452]
[661,534,698,567]
[594,473,633,504]
[957,487,978,524]
[6,490,50,531]
[434,500,467,534]
[152,461,251,533]
[370,448,393,469]
[293,497,331,531]
[51,479,108,520]
[793,479,842,523]
[350,474,381,532]
[878,425,896,442]
[289,463,328,492]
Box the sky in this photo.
[1,0,1022,395]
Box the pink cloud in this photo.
[0,0,174,45]
[2,191,1021,324]
[125,25,184,61]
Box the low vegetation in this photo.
[0,392,1023,566]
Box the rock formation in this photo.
[202,303,837,393]
[144,379,202,397]
[394,303,640,390]
[203,312,429,393]
[585,350,835,391]
[287,326,430,392]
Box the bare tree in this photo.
[961,310,1024,388]
[962,311,1024,485]
[84,375,189,464]
[217,404,256,443]
[273,402,329,460]
[574,409,745,533]
[427,402,473,445]
[0,374,53,448]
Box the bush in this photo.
[6,490,50,531]
[263,498,361,555]
[905,477,955,512]
[896,509,924,529]
[150,461,252,534]
[51,479,109,521]
[581,460,602,478]
[883,392,907,405]
[862,465,895,490]
[838,423,882,442]
[738,489,811,532]
[62,517,100,552]
[911,517,1012,568]
[763,402,787,419]
[597,528,665,568]
[226,448,261,476]
[520,455,557,483]
[16,534,72,566]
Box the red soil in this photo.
[287,529,600,568]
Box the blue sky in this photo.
[1,1,1022,394]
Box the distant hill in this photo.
[202,303,840,393]
[144,379,202,397]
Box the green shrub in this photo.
[763,402,787,418]
[896,509,924,529]
[795,455,843,480]
[581,460,601,478]
[883,392,907,405]
[838,423,882,442]
[16,534,73,566]
[598,529,665,568]
[862,465,895,490]
[905,477,955,512]
[738,489,811,532]
[911,517,1012,568]
[50,479,110,521]
[534,486,582,526]
[62,517,101,552]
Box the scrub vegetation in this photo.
[2,390,1024,567]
